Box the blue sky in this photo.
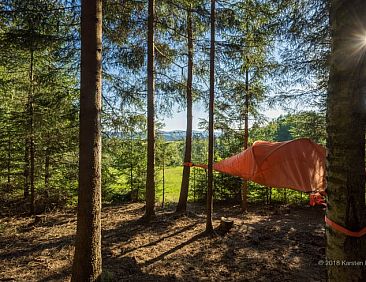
[161,103,206,131]
[162,103,285,131]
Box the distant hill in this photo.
[158,130,221,141]
[104,130,220,141]
[158,130,204,141]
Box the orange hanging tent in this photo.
[187,138,326,193]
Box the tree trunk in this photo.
[71,0,103,281]
[30,112,35,214]
[269,188,272,204]
[144,0,156,220]
[241,67,249,212]
[176,5,193,213]
[44,146,50,190]
[28,49,35,215]
[162,146,165,208]
[326,1,366,280]
[130,129,133,191]
[206,0,215,233]
[7,134,11,184]
[24,140,29,199]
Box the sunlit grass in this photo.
[156,166,183,203]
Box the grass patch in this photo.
[156,166,183,203]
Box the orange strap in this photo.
[183,162,208,169]
[309,193,326,207]
[325,216,366,237]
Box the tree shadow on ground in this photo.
[0,234,74,261]
[107,203,327,281]
[102,205,198,249]
[37,266,71,282]
[120,222,199,256]
[104,255,180,281]
[140,231,205,268]
[199,204,326,281]
[0,202,327,281]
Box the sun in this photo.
[354,31,366,48]
[346,31,366,63]
[359,32,366,47]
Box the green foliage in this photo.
[251,111,326,144]
[271,0,329,109]
[0,0,79,210]
[156,139,184,167]
[101,135,147,203]
[0,0,328,212]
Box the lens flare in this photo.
[344,31,366,66]
[353,32,366,51]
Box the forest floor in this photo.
[0,202,326,281]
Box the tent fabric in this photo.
[193,138,326,193]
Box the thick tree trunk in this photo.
[206,0,215,233]
[177,6,193,213]
[241,67,249,212]
[71,0,103,281]
[326,1,366,280]
[144,0,156,220]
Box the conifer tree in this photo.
[72,0,103,280]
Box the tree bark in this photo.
[326,1,366,280]
[162,146,165,208]
[28,49,35,215]
[24,140,29,199]
[177,5,193,213]
[130,128,133,191]
[206,0,215,233]
[71,0,103,281]
[7,134,11,184]
[44,146,50,191]
[241,67,249,212]
[144,0,156,220]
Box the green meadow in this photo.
[155,166,183,203]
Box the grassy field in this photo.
[155,166,183,203]
[106,166,185,204]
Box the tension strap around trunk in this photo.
[325,216,366,237]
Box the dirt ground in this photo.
[0,202,326,281]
